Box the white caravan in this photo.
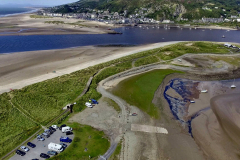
[48,143,64,152]
[62,126,73,133]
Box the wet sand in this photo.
[162,75,240,160]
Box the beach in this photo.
[0,41,180,94]
[0,13,118,36]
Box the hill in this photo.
[48,0,240,21]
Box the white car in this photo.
[52,125,58,129]
[37,135,45,141]
[20,146,29,152]
[85,102,93,108]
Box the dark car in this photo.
[40,153,50,159]
[32,159,39,160]
[66,131,73,135]
[59,124,66,130]
[16,150,25,156]
[47,150,58,155]
[49,126,56,132]
[27,142,36,148]
[60,142,68,148]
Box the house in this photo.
[162,20,170,23]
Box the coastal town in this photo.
[39,8,240,25]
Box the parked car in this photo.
[32,159,39,160]
[66,131,73,135]
[40,153,50,159]
[60,136,72,143]
[45,129,53,134]
[37,135,45,141]
[42,132,50,138]
[47,150,58,156]
[60,142,68,148]
[59,124,66,130]
[90,99,99,104]
[27,142,36,148]
[16,150,25,156]
[51,125,58,129]
[85,102,93,108]
[20,146,29,152]
[49,126,56,132]
[132,113,138,116]
[62,126,72,133]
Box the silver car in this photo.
[20,146,29,152]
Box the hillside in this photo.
[49,0,240,21]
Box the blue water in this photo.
[0,7,35,17]
[0,26,239,53]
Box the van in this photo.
[85,102,93,108]
[48,143,64,152]
[62,126,72,133]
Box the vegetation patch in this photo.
[103,97,121,113]
[111,69,184,118]
[50,123,110,160]
[30,15,53,18]
[0,93,39,158]
[135,55,159,67]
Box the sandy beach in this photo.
[0,41,181,94]
[0,13,119,36]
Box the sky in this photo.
[0,0,78,6]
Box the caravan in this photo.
[62,126,73,133]
[48,143,64,152]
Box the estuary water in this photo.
[0,26,239,53]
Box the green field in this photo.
[0,94,39,158]
[111,69,183,118]
[50,123,110,160]
[0,41,237,158]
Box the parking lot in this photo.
[10,129,74,160]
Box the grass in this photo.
[30,15,53,18]
[103,97,121,113]
[0,41,237,158]
[45,21,65,25]
[135,55,160,67]
[50,123,110,160]
[111,69,184,118]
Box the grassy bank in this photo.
[50,123,110,160]
[30,15,53,19]
[111,69,183,118]
[0,41,237,158]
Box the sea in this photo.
[0,7,37,17]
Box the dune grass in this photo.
[50,123,110,160]
[111,69,184,118]
[30,15,53,18]
[0,93,39,158]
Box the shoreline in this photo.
[0,41,181,94]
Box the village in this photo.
[38,6,240,25]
